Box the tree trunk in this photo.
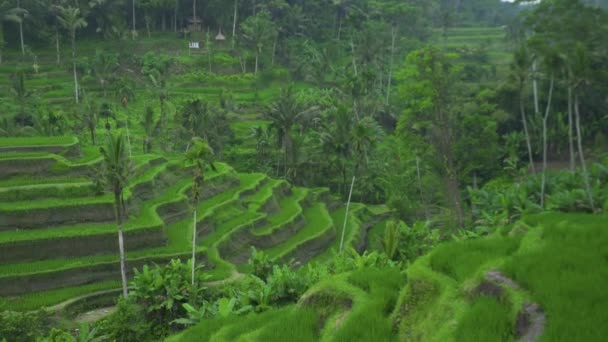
[337,16,342,41]
[350,40,357,76]
[232,0,238,48]
[271,36,277,66]
[574,94,595,211]
[132,0,136,39]
[191,207,197,285]
[567,85,575,171]
[174,0,178,32]
[90,126,96,145]
[540,75,554,209]
[71,31,79,104]
[55,28,61,64]
[520,88,535,174]
[339,176,356,254]
[162,12,166,31]
[19,21,25,55]
[532,60,540,116]
[386,25,397,105]
[115,193,128,298]
[254,48,259,74]
[126,113,132,158]
[416,156,429,220]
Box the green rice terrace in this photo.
[1,0,608,341]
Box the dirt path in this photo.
[485,270,546,342]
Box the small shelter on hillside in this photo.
[215,28,226,42]
[187,16,202,32]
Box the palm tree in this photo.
[141,106,161,153]
[1,0,28,60]
[510,45,536,175]
[241,10,277,74]
[569,44,596,211]
[320,105,352,196]
[184,137,216,285]
[264,86,318,178]
[100,133,132,298]
[116,77,135,156]
[57,6,87,104]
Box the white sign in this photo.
[189,42,200,49]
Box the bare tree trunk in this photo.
[191,207,197,285]
[55,28,61,64]
[532,60,540,116]
[115,193,128,298]
[520,89,535,174]
[174,0,178,32]
[132,0,136,39]
[337,16,342,41]
[339,176,356,255]
[350,40,357,76]
[567,85,575,171]
[386,25,397,105]
[254,48,259,74]
[19,21,25,55]
[232,0,238,48]
[71,31,79,104]
[574,94,596,212]
[416,156,429,220]
[271,36,277,66]
[540,76,554,209]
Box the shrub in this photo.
[96,298,151,342]
[0,310,51,342]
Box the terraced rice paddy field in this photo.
[0,136,390,312]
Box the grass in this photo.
[0,281,120,312]
[503,212,608,341]
[454,296,513,342]
[0,136,77,147]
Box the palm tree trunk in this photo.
[416,156,429,220]
[174,0,178,32]
[386,25,397,105]
[132,0,136,39]
[520,89,535,174]
[115,193,128,298]
[191,207,197,285]
[71,31,79,104]
[339,175,356,254]
[254,48,259,74]
[540,75,554,209]
[232,0,238,48]
[532,60,540,116]
[567,85,575,171]
[574,94,595,212]
[19,21,25,56]
[55,28,61,64]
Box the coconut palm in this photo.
[57,5,87,104]
[100,133,133,298]
[141,106,161,153]
[1,0,28,60]
[184,137,216,285]
[509,45,536,175]
[264,86,318,178]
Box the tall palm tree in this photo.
[569,44,596,211]
[141,106,161,153]
[510,45,536,175]
[1,0,28,60]
[100,133,132,298]
[57,6,87,104]
[184,137,216,285]
[264,86,318,178]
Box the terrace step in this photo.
[0,164,237,264]
[0,136,80,157]
[266,200,336,265]
[220,187,310,264]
